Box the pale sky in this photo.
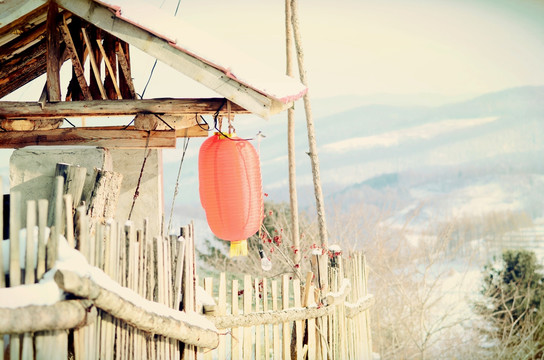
[151,0,544,99]
[2,0,544,178]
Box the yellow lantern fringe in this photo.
[230,240,248,257]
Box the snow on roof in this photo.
[93,0,307,105]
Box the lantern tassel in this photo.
[230,240,248,257]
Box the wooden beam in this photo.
[60,17,92,100]
[0,98,249,119]
[81,27,107,100]
[46,2,61,101]
[115,41,136,99]
[55,0,285,118]
[0,1,48,45]
[0,127,177,148]
[96,37,122,99]
[0,41,47,99]
[0,21,47,61]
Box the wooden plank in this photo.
[81,27,107,100]
[0,1,47,41]
[0,98,249,119]
[243,274,252,360]
[9,191,21,360]
[262,278,270,360]
[0,21,47,61]
[271,280,280,360]
[56,0,289,118]
[46,2,61,101]
[0,127,178,148]
[22,201,36,360]
[254,278,261,360]
[116,40,136,99]
[293,279,303,360]
[60,16,92,100]
[0,41,47,99]
[217,272,227,360]
[307,285,317,360]
[231,279,240,360]
[281,274,291,360]
[96,37,122,99]
[36,199,48,280]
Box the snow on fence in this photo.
[199,252,373,360]
[0,171,373,360]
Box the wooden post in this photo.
[290,0,329,293]
[285,0,301,270]
[46,1,61,102]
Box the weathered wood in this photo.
[0,300,95,334]
[115,41,136,99]
[37,199,48,280]
[0,21,46,61]
[54,269,220,349]
[8,191,21,287]
[231,279,240,360]
[0,179,3,360]
[60,16,92,100]
[47,177,63,269]
[81,27,107,100]
[0,40,47,99]
[0,1,47,43]
[96,37,122,99]
[243,275,252,360]
[86,169,122,238]
[290,0,329,294]
[0,98,249,119]
[0,127,179,148]
[282,274,291,360]
[134,114,196,131]
[208,283,351,330]
[46,2,61,102]
[56,0,294,118]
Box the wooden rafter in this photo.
[96,38,122,99]
[115,42,136,99]
[0,98,249,119]
[60,17,92,100]
[81,27,107,100]
[0,40,47,99]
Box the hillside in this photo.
[164,86,544,230]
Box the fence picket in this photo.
[231,279,240,360]
[243,274,252,360]
[271,280,280,360]
[254,278,262,360]
[218,272,227,359]
[262,277,270,360]
[293,279,303,360]
[281,274,291,360]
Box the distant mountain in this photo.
[165,85,544,227]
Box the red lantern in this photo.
[199,133,264,256]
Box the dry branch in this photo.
[54,269,219,349]
[0,300,95,334]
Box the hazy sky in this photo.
[134,0,544,99]
[2,0,544,177]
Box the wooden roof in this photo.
[0,0,306,147]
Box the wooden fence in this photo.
[199,251,373,360]
[0,174,373,359]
